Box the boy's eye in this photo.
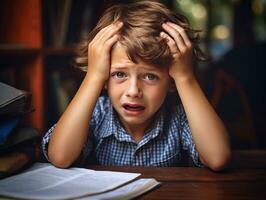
[144,74,159,81]
[111,72,126,79]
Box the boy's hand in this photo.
[161,22,194,82]
[86,22,123,82]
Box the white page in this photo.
[78,178,161,200]
[0,163,140,200]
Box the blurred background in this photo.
[0,0,265,150]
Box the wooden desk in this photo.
[92,150,266,200]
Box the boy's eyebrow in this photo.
[111,64,163,73]
[141,66,161,72]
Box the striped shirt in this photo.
[42,95,203,167]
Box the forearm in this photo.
[47,22,122,168]
[48,75,104,168]
[175,76,231,171]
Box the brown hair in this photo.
[75,1,207,71]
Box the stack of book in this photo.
[0,82,39,178]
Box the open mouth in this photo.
[122,103,145,111]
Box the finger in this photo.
[160,32,180,58]
[91,25,111,42]
[104,34,119,51]
[162,23,187,53]
[93,23,121,44]
[162,23,186,53]
[93,22,123,43]
[98,22,123,41]
[166,22,192,48]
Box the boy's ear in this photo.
[168,78,176,92]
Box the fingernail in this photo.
[160,32,165,37]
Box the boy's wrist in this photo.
[84,73,106,91]
[85,72,107,85]
[173,73,196,86]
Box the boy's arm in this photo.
[175,76,231,171]
[161,22,231,171]
[47,22,123,168]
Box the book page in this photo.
[78,178,161,200]
[0,163,141,200]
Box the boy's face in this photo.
[106,43,171,133]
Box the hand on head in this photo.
[86,21,123,82]
[161,22,194,82]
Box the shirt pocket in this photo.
[150,152,181,167]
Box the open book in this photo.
[0,162,160,200]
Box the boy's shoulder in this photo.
[90,95,112,125]
[97,95,110,104]
[94,95,111,111]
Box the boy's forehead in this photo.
[111,43,129,62]
[111,43,159,70]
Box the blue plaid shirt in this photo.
[42,95,203,167]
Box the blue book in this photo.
[0,118,20,145]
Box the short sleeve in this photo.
[41,125,94,166]
[177,105,204,167]
[41,124,56,161]
[41,96,108,165]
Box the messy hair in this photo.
[75,1,207,71]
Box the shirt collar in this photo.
[137,107,165,148]
[101,99,166,144]
[102,101,133,142]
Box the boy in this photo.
[42,1,231,171]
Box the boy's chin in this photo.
[119,115,154,128]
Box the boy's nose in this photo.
[126,79,143,98]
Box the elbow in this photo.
[48,150,72,169]
[206,150,232,172]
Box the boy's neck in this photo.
[119,118,154,143]
[123,123,147,143]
